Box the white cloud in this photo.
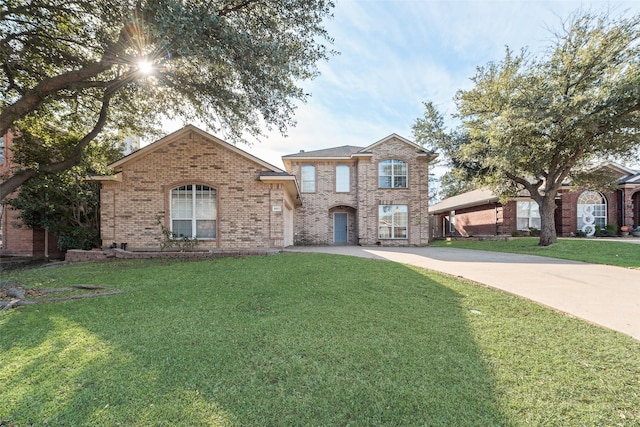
[158,0,640,173]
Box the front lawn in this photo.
[1,254,639,426]
[431,237,640,269]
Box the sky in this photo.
[160,0,640,172]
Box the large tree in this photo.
[0,0,335,200]
[412,101,478,201]
[435,11,640,246]
[7,138,125,250]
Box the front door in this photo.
[334,213,348,244]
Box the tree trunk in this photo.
[538,195,557,246]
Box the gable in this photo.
[109,125,285,173]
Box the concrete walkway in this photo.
[285,246,640,341]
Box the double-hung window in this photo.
[301,165,316,192]
[378,205,408,239]
[378,160,407,188]
[516,201,541,230]
[171,184,216,239]
[336,165,350,192]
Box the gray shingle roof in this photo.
[282,145,365,158]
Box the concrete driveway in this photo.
[286,246,640,341]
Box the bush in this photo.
[575,230,587,238]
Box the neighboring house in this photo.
[282,134,437,246]
[92,125,300,251]
[429,163,640,238]
[0,131,63,258]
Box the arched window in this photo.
[301,165,316,192]
[577,191,606,236]
[171,184,216,239]
[378,160,407,188]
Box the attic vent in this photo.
[299,150,305,153]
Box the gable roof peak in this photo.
[107,124,286,173]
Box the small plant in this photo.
[603,223,618,237]
[156,216,200,251]
[511,231,520,237]
[575,230,587,238]
[528,227,540,237]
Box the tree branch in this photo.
[0,89,114,201]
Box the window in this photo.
[378,205,408,239]
[0,136,4,164]
[516,201,541,230]
[301,165,316,192]
[378,160,407,188]
[336,165,350,192]
[577,191,606,236]
[171,184,216,239]
[449,211,456,233]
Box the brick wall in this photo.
[1,131,64,258]
[287,137,431,246]
[290,160,359,244]
[453,203,503,236]
[100,130,288,250]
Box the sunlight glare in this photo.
[137,59,153,75]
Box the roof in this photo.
[620,173,640,184]
[428,189,499,214]
[282,145,365,159]
[282,134,437,162]
[107,124,287,173]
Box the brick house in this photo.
[282,134,437,246]
[92,125,300,251]
[429,163,640,238]
[0,131,63,258]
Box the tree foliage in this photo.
[7,139,125,250]
[412,101,478,201]
[424,10,640,245]
[0,0,335,199]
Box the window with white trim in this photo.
[336,165,350,192]
[301,165,316,192]
[378,160,408,188]
[516,201,541,230]
[0,136,4,164]
[577,191,606,236]
[171,184,216,239]
[378,205,408,239]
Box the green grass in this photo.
[431,237,640,269]
[1,254,639,426]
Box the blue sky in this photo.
[163,0,640,171]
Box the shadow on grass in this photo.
[0,254,507,426]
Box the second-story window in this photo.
[378,160,407,188]
[301,165,316,192]
[336,165,350,192]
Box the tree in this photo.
[7,138,125,250]
[412,101,478,201]
[442,11,640,246]
[0,0,335,200]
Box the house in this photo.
[429,163,640,238]
[91,125,300,251]
[282,134,437,246]
[0,131,63,258]
[4,125,437,255]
